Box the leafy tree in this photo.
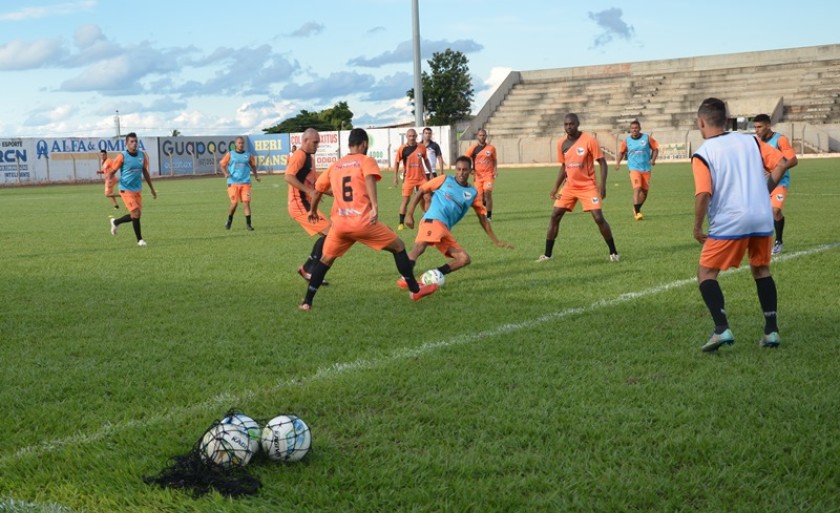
[407,49,474,126]
[263,102,354,133]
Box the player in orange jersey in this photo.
[96,149,120,209]
[299,128,438,311]
[285,128,332,284]
[537,114,619,262]
[219,136,259,231]
[753,114,798,254]
[394,128,432,230]
[465,128,498,220]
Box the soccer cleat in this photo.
[701,328,735,352]
[246,225,255,231]
[396,277,408,289]
[110,218,118,236]
[298,302,311,311]
[535,255,552,263]
[410,283,438,302]
[397,223,405,231]
[634,211,644,221]
[772,241,783,255]
[609,253,620,262]
[225,220,232,230]
[114,205,120,210]
[137,239,147,247]
[759,332,781,348]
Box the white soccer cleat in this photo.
[772,242,783,255]
[535,255,552,263]
[609,253,620,262]
[110,218,118,236]
[137,239,147,247]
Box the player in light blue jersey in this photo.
[106,132,156,247]
[615,120,658,220]
[220,136,259,231]
[398,156,512,286]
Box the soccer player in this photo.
[106,132,157,247]
[394,128,432,230]
[692,98,790,352]
[299,128,438,311]
[421,127,445,178]
[219,136,259,231]
[96,149,120,209]
[285,128,332,284]
[537,114,619,262]
[398,155,512,287]
[753,113,798,254]
[614,120,658,220]
[465,129,498,220]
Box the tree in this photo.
[263,101,354,133]
[407,49,474,126]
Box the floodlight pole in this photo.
[411,0,424,127]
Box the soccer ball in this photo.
[420,269,445,287]
[200,422,254,468]
[261,415,312,462]
[220,413,261,455]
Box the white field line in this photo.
[0,498,73,512]
[1,242,837,468]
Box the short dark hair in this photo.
[697,98,727,128]
[630,120,641,127]
[753,114,771,124]
[565,113,580,123]
[455,156,472,169]
[100,149,107,155]
[422,127,432,133]
[125,132,138,141]
[347,128,368,147]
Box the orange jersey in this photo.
[466,143,497,178]
[316,153,381,228]
[557,132,603,191]
[286,149,317,214]
[395,143,428,184]
[775,134,796,161]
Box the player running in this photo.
[394,129,432,230]
[96,149,120,209]
[753,114,798,254]
[106,133,157,247]
[465,128,498,220]
[615,120,658,220]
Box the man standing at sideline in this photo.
[537,114,619,262]
[692,98,790,352]
[97,149,120,209]
[285,128,331,283]
[615,120,658,220]
[219,136,259,231]
[107,133,157,247]
[753,114,798,254]
[300,128,437,311]
[422,127,445,178]
[465,129,497,220]
[394,128,432,230]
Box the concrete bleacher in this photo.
[462,45,840,162]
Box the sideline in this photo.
[1,242,837,468]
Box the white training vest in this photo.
[692,132,773,239]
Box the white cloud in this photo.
[0,1,96,21]
[473,66,513,113]
[0,38,64,70]
[23,104,78,126]
[290,22,325,38]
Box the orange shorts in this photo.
[402,180,427,198]
[227,184,252,203]
[700,235,773,270]
[554,187,603,211]
[290,208,330,236]
[770,185,788,210]
[119,190,142,211]
[415,219,462,257]
[104,178,115,196]
[629,171,651,191]
[475,176,494,194]
[323,221,398,258]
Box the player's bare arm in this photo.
[766,158,789,191]
[477,213,513,248]
[365,175,379,225]
[550,166,567,199]
[404,188,426,229]
[393,159,401,186]
[650,148,658,167]
[251,160,260,182]
[308,190,324,223]
[598,157,608,200]
[693,192,710,244]
[615,150,626,171]
[143,155,157,199]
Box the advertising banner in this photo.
[291,131,340,170]
[248,133,291,173]
[0,138,30,184]
[158,136,238,176]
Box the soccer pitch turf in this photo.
[1,160,839,512]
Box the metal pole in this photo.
[411,0,424,127]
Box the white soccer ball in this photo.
[200,422,254,468]
[220,414,261,455]
[261,415,312,462]
[420,269,445,287]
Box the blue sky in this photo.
[0,0,837,137]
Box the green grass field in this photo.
[1,159,839,513]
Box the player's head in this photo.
[99,149,107,161]
[753,114,772,141]
[125,132,138,152]
[454,156,472,185]
[291,144,297,151]
[234,136,245,152]
[697,98,727,137]
[348,128,369,154]
[629,120,641,137]
[406,129,417,144]
[422,127,432,142]
[564,114,580,136]
[477,129,487,144]
[301,128,320,154]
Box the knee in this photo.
[459,252,472,267]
